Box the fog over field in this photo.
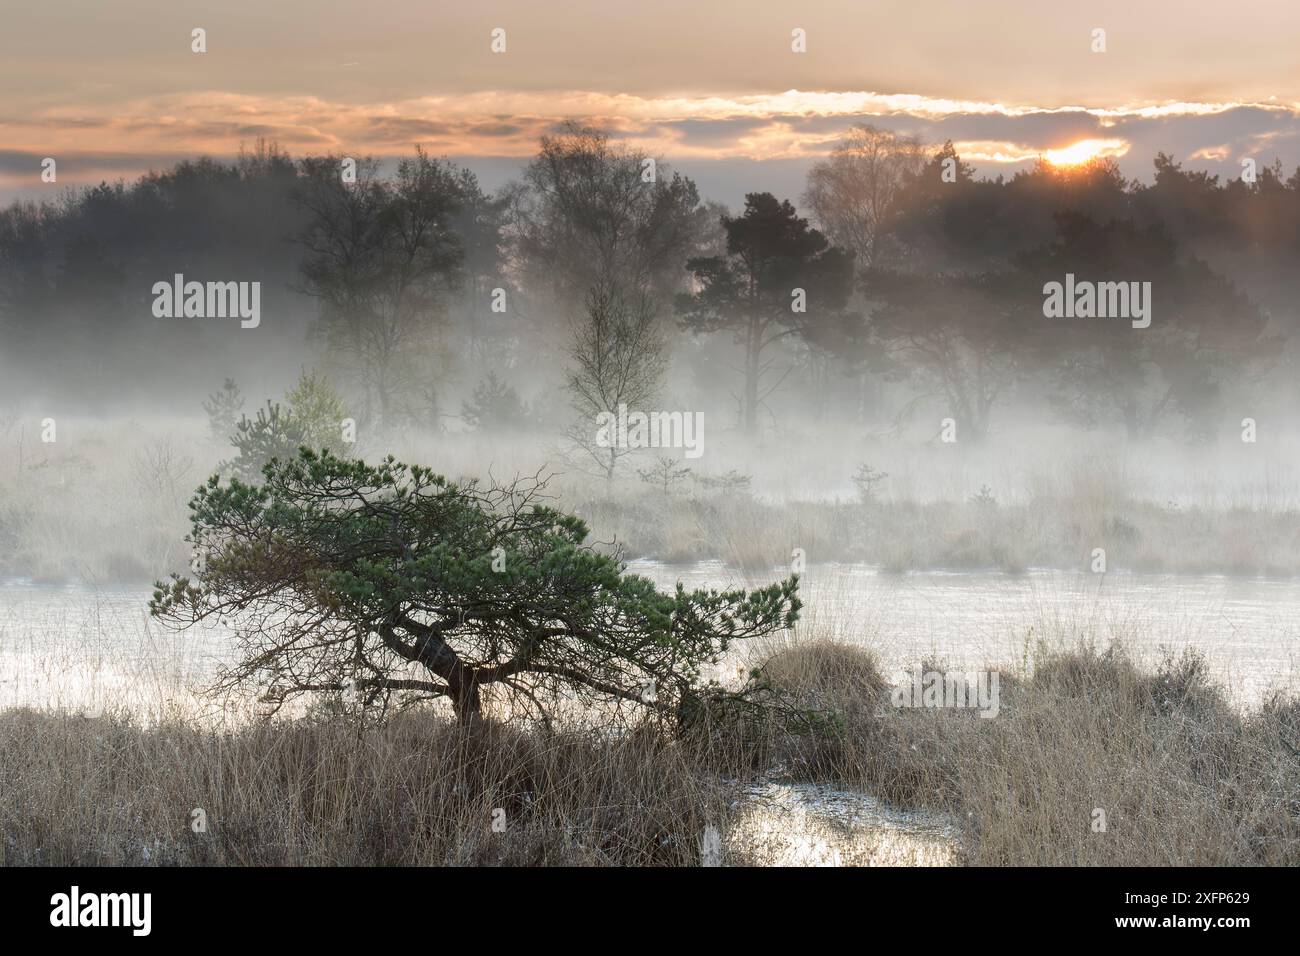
[4,129,1300,587]
[2,3,1299,883]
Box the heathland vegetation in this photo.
[2,639,1297,865]
[3,125,1300,865]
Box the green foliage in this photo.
[222,400,307,484]
[637,456,692,495]
[676,192,861,432]
[220,371,349,484]
[201,378,244,443]
[284,368,349,451]
[461,371,530,431]
[151,450,801,724]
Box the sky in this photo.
[3,0,1300,208]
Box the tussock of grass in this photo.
[760,640,889,720]
[761,641,1300,865]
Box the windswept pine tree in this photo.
[151,450,801,724]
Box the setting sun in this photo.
[1043,138,1130,166]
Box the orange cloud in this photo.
[4,89,1293,163]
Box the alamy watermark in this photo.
[892,666,1000,718]
[151,274,260,328]
[595,404,704,459]
[50,886,151,936]
[1042,274,1151,329]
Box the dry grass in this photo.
[0,709,727,866]
[2,639,1297,866]
[759,640,1300,865]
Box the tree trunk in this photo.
[451,675,482,724]
[743,340,760,434]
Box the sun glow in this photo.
[1043,138,1129,167]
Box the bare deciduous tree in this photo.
[803,124,925,270]
[565,280,668,481]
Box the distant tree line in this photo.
[1,124,1296,445]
